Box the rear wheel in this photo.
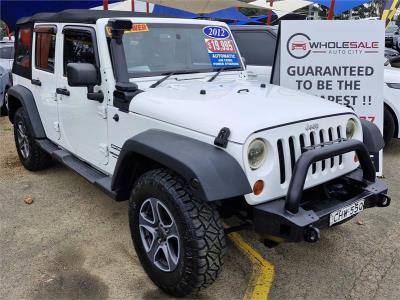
[383,106,395,146]
[129,169,226,297]
[13,107,52,171]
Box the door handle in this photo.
[31,79,42,86]
[56,88,70,96]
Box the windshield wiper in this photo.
[149,70,202,88]
[208,67,240,82]
[150,71,176,88]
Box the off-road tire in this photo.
[129,168,226,297]
[13,107,52,171]
[384,106,395,146]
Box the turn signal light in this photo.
[253,180,264,196]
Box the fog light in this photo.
[253,180,264,195]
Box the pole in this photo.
[236,7,239,25]
[267,0,274,26]
[103,0,108,10]
[146,1,150,13]
[327,0,335,20]
[131,0,135,12]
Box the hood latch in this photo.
[214,127,231,148]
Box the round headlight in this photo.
[346,119,357,139]
[248,139,267,170]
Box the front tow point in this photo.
[377,194,391,207]
[304,225,320,243]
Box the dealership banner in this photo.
[381,0,399,27]
[278,20,384,174]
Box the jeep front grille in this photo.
[277,126,345,185]
[244,114,360,205]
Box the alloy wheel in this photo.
[139,198,180,272]
[16,120,30,159]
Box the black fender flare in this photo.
[112,130,252,201]
[361,120,384,152]
[384,103,399,138]
[7,85,46,139]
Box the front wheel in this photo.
[129,169,226,297]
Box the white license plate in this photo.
[329,199,364,226]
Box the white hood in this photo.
[130,79,352,144]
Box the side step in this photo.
[52,149,104,183]
[35,139,118,200]
[36,139,59,154]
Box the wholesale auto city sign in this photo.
[279,20,384,174]
[287,33,380,59]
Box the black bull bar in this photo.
[253,139,390,243]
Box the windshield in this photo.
[118,23,243,78]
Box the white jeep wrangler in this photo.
[8,10,390,297]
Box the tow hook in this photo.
[304,225,320,243]
[377,194,391,207]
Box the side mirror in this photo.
[390,60,400,68]
[67,63,99,87]
[389,56,400,68]
[66,63,104,102]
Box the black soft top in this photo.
[16,9,171,25]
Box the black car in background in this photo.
[385,25,399,48]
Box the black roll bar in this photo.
[286,139,376,214]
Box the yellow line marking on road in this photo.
[228,232,275,300]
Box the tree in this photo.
[240,7,268,16]
[373,0,385,16]
[0,20,7,39]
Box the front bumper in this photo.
[252,139,390,243]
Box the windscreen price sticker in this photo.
[205,38,240,68]
[279,20,384,174]
[206,39,235,53]
[131,23,149,33]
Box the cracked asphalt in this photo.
[1,116,399,300]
